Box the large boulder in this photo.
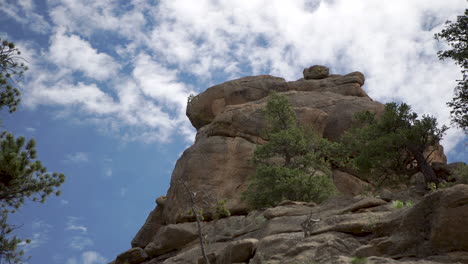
[275,91,384,140]
[144,222,199,257]
[303,65,330,80]
[332,170,371,196]
[162,135,256,224]
[187,75,289,129]
[201,101,329,142]
[115,248,148,264]
[357,184,468,258]
[131,204,165,248]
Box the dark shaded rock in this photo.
[145,222,198,257]
[131,205,165,248]
[115,247,148,264]
[303,65,330,80]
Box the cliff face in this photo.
[109,66,462,264]
[165,66,386,226]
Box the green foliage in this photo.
[243,92,337,209]
[0,40,65,263]
[0,132,65,211]
[341,102,447,188]
[187,208,205,221]
[430,164,468,190]
[0,212,30,263]
[452,163,468,184]
[391,200,414,209]
[351,257,368,264]
[0,39,27,113]
[435,9,468,132]
[213,199,231,220]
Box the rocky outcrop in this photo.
[166,66,388,225]
[110,66,456,264]
[111,184,468,264]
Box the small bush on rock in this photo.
[391,200,414,209]
[351,257,368,264]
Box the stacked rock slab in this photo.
[122,66,448,259]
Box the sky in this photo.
[0,0,467,263]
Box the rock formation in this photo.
[109,66,462,264]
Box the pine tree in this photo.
[342,102,448,188]
[243,92,337,209]
[0,39,65,263]
[435,9,468,133]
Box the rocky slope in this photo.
[109,66,461,264]
[112,185,468,264]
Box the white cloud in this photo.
[49,31,119,81]
[60,199,69,206]
[25,127,36,133]
[0,0,50,33]
[82,251,107,264]
[69,236,94,250]
[64,152,89,164]
[66,216,88,233]
[14,0,468,152]
[65,251,107,264]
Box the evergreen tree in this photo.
[0,40,25,114]
[435,9,468,133]
[0,39,65,263]
[243,92,336,209]
[342,102,448,188]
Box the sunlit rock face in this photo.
[166,66,387,225]
[118,66,452,264]
[114,184,468,264]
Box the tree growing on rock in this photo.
[243,92,337,209]
[435,9,468,133]
[0,39,65,263]
[341,102,448,188]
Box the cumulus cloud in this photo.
[15,0,468,151]
[49,31,119,81]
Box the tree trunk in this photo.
[412,150,437,186]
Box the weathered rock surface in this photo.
[186,75,289,130]
[112,185,468,264]
[303,65,330,80]
[115,248,148,264]
[132,205,165,248]
[112,67,458,264]
[162,135,256,224]
[332,170,371,196]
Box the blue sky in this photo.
[0,0,467,263]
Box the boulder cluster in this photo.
[109,66,465,264]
